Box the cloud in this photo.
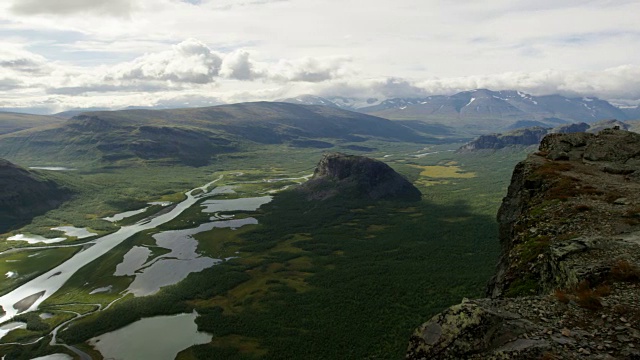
[0,77,23,91]
[415,65,640,102]
[101,39,348,85]
[0,46,48,74]
[270,57,352,83]
[105,38,223,84]
[10,0,136,17]
[317,77,429,99]
[219,50,264,80]
[312,66,640,105]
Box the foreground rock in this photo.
[408,129,640,359]
[0,159,72,233]
[299,153,421,201]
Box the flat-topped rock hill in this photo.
[408,128,640,359]
[299,153,421,201]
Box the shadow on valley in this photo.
[6,191,502,360]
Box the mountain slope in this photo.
[0,112,65,135]
[408,129,640,359]
[0,159,72,232]
[0,102,427,167]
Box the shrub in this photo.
[611,260,640,282]
[574,204,591,212]
[574,280,603,311]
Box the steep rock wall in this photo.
[408,129,640,359]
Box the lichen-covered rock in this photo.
[407,299,547,360]
[299,153,421,201]
[408,129,640,359]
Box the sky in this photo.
[1,0,640,113]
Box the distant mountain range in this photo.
[282,89,639,134]
[0,102,432,167]
[1,90,639,167]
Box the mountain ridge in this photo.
[283,90,631,134]
[0,102,429,167]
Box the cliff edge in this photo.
[407,129,640,359]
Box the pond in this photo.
[88,312,211,360]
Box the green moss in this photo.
[505,277,539,297]
[519,235,550,264]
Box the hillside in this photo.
[408,129,640,359]
[0,102,428,167]
[0,159,72,233]
[0,112,64,135]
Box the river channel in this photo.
[0,177,223,323]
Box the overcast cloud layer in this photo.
[1,0,639,113]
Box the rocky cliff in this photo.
[299,153,421,201]
[0,159,72,232]
[408,129,640,359]
[458,127,549,151]
[458,120,631,152]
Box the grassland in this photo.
[0,142,529,359]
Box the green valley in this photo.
[0,119,529,359]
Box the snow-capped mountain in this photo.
[357,89,628,124]
[280,90,631,134]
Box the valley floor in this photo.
[0,143,528,359]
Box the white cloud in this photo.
[271,57,352,82]
[219,50,263,80]
[1,0,640,112]
[105,38,223,84]
[0,46,48,74]
[414,65,640,102]
[10,0,136,17]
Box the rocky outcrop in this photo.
[299,153,421,201]
[458,120,632,152]
[457,127,549,151]
[408,129,640,359]
[0,159,72,232]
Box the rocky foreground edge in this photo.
[407,128,640,359]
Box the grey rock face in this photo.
[300,153,421,201]
[408,129,640,360]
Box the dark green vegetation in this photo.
[0,102,441,167]
[0,159,72,233]
[0,144,528,359]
